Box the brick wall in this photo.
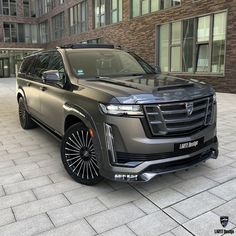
[0,0,236,92]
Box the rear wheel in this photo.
[61,123,102,185]
[18,97,37,129]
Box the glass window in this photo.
[171,21,181,45]
[49,52,66,84]
[196,44,209,72]
[30,0,36,17]
[69,1,87,35]
[159,24,169,72]
[111,0,122,23]
[52,12,64,40]
[23,0,30,16]
[31,25,38,43]
[197,16,210,42]
[1,0,16,16]
[158,12,227,75]
[160,0,171,9]
[132,0,179,17]
[67,49,154,78]
[24,24,31,43]
[212,12,226,73]
[132,1,140,17]
[34,54,50,78]
[171,46,181,72]
[39,21,49,43]
[141,0,149,15]
[18,24,24,42]
[3,22,17,42]
[182,19,194,72]
[151,0,159,12]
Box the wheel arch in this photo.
[63,103,103,167]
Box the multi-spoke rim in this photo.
[19,102,26,125]
[65,130,99,180]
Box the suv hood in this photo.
[81,74,214,104]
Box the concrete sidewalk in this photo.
[0,78,235,236]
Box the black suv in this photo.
[17,44,218,185]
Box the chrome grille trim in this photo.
[144,96,214,136]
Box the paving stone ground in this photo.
[0,78,236,236]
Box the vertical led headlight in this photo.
[104,123,116,163]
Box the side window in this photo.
[48,52,66,85]
[34,54,50,79]
[20,56,35,75]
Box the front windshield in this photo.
[67,49,155,78]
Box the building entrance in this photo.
[0,58,10,78]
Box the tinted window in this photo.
[48,52,66,85]
[20,56,35,74]
[34,53,50,78]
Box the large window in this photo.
[132,0,180,18]
[37,0,52,16]
[69,1,87,35]
[3,23,17,42]
[3,23,38,43]
[0,0,16,16]
[158,12,227,74]
[52,12,64,40]
[94,0,122,28]
[23,0,36,17]
[39,21,49,43]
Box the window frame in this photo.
[69,1,88,35]
[156,10,227,76]
[0,0,16,16]
[94,0,122,29]
[52,12,64,41]
[131,0,181,18]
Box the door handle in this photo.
[40,86,47,91]
[26,82,31,87]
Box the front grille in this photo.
[144,96,214,136]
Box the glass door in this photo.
[0,58,10,77]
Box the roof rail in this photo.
[59,44,115,49]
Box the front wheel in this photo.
[61,123,102,185]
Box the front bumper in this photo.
[96,115,218,182]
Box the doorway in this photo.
[0,58,10,78]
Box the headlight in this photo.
[100,104,143,116]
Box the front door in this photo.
[0,58,10,78]
[39,52,66,135]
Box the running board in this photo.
[31,118,62,142]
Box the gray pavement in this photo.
[0,77,236,236]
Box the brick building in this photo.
[0,0,235,92]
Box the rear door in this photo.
[18,56,41,118]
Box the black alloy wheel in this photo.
[61,123,102,185]
[18,97,37,129]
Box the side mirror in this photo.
[151,65,161,74]
[42,70,60,84]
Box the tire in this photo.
[18,97,37,130]
[61,123,103,185]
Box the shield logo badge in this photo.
[220,216,229,228]
[185,102,194,116]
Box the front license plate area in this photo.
[174,137,204,153]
